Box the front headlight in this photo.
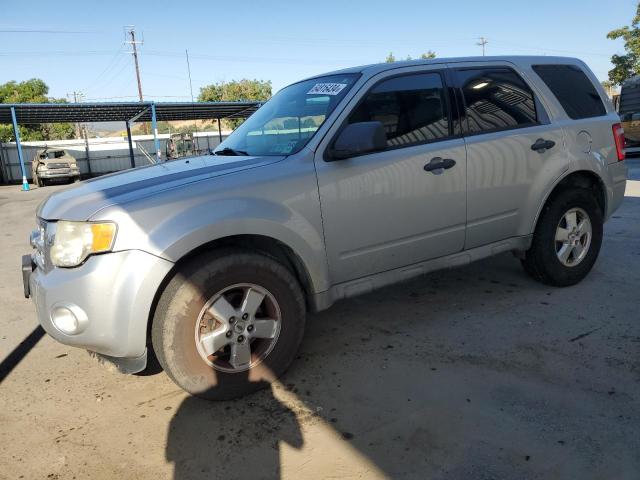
[50,221,117,267]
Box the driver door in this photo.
[314,67,468,284]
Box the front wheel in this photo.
[151,249,306,400]
[521,187,603,286]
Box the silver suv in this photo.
[23,56,627,400]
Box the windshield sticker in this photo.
[307,83,348,96]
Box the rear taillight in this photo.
[613,123,625,161]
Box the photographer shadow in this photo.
[166,371,303,480]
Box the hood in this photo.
[37,154,284,221]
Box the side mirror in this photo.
[329,121,387,160]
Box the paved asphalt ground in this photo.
[1,161,639,480]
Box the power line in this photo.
[141,70,188,80]
[248,34,474,48]
[489,39,611,57]
[0,29,96,34]
[80,49,126,92]
[85,55,129,94]
[144,49,360,66]
[0,50,118,57]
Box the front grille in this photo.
[47,162,69,169]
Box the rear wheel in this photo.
[151,249,306,400]
[521,188,603,286]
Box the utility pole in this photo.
[124,26,146,133]
[477,37,488,56]
[82,125,92,177]
[124,26,144,102]
[185,49,195,103]
[185,49,199,153]
[67,90,84,139]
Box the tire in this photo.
[521,187,603,287]
[151,249,306,400]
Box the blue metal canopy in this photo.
[0,101,261,124]
[1,101,262,190]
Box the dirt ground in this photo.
[1,162,639,480]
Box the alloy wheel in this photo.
[194,283,281,373]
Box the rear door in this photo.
[314,66,467,284]
[451,62,567,248]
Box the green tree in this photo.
[420,51,437,59]
[0,79,75,142]
[607,3,640,85]
[198,79,272,129]
[385,51,436,63]
[601,80,616,97]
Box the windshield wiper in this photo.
[212,147,249,156]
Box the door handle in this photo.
[531,138,556,153]
[424,157,456,173]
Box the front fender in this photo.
[92,155,330,294]
[159,199,329,293]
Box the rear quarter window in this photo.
[532,64,606,119]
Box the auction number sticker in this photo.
[307,83,347,95]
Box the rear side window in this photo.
[348,72,450,148]
[456,68,538,134]
[533,64,606,119]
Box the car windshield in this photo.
[215,74,359,156]
[39,150,66,159]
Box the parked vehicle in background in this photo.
[23,56,626,400]
[166,133,194,160]
[31,148,80,186]
[618,75,640,156]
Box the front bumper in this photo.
[26,249,173,361]
[37,168,80,179]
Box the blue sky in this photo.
[0,0,635,102]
